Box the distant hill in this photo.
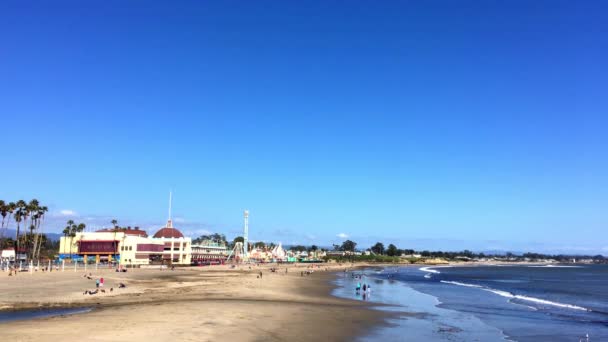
[0,228,62,242]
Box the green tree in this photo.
[254,241,266,249]
[231,236,244,249]
[292,245,307,252]
[371,242,385,255]
[386,244,398,256]
[340,240,357,252]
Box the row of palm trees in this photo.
[62,220,86,258]
[0,199,49,261]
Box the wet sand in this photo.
[0,264,389,341]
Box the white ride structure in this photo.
[243,210,249,258]
[227,210,250,263]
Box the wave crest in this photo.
[440,280,589,312]
[419,267,441,274]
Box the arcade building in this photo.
[58,218,193,266]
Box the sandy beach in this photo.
[0,264,389,342]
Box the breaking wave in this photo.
[419,267,441,274]
[440,280,590,312]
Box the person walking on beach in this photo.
[96,279,100,288]
[100,277,104,287]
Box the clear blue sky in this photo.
[1,1,606,253]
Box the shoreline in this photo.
[0,264,394,341]
[335,265,510,341]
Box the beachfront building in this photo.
[191,240,228,264]
[57,222,195,266]
[58,227,165,266]
[1,248,26,263]
[151,218,192,265]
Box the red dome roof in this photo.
[153,227,184,239]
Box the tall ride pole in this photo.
[243,210,249,259]
[167,190,173,228]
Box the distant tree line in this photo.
[193,233,228,245]
[338,240,607,263]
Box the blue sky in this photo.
[1,1,606,254]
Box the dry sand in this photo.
[0,264,389,341]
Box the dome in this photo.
[153,227,184,239]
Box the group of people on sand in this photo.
[82,272,126,295]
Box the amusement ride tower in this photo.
[243,210,249,257]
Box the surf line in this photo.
[440,280,590,312]
[419,266,442,274]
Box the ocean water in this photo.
[333,265,608,341]
[0,307,92,323]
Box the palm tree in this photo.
[27,200,39,258]
[1,202,16,240]
[23,199,40,261]
[0,200,5,227]
[111,219,119,263]
[14,200,27,263]
[62,225,70,256]
[36,205,48,259]
[75,223,86,262]
[0,200,6,239]
[66,220,87,260]
[32,205,48,260]
[65,219,75,259]
[77,223,86,235]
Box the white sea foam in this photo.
[528,265,582,268]
[419,267,441,274]
[440,280,483,288]
[440,280,590,312]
